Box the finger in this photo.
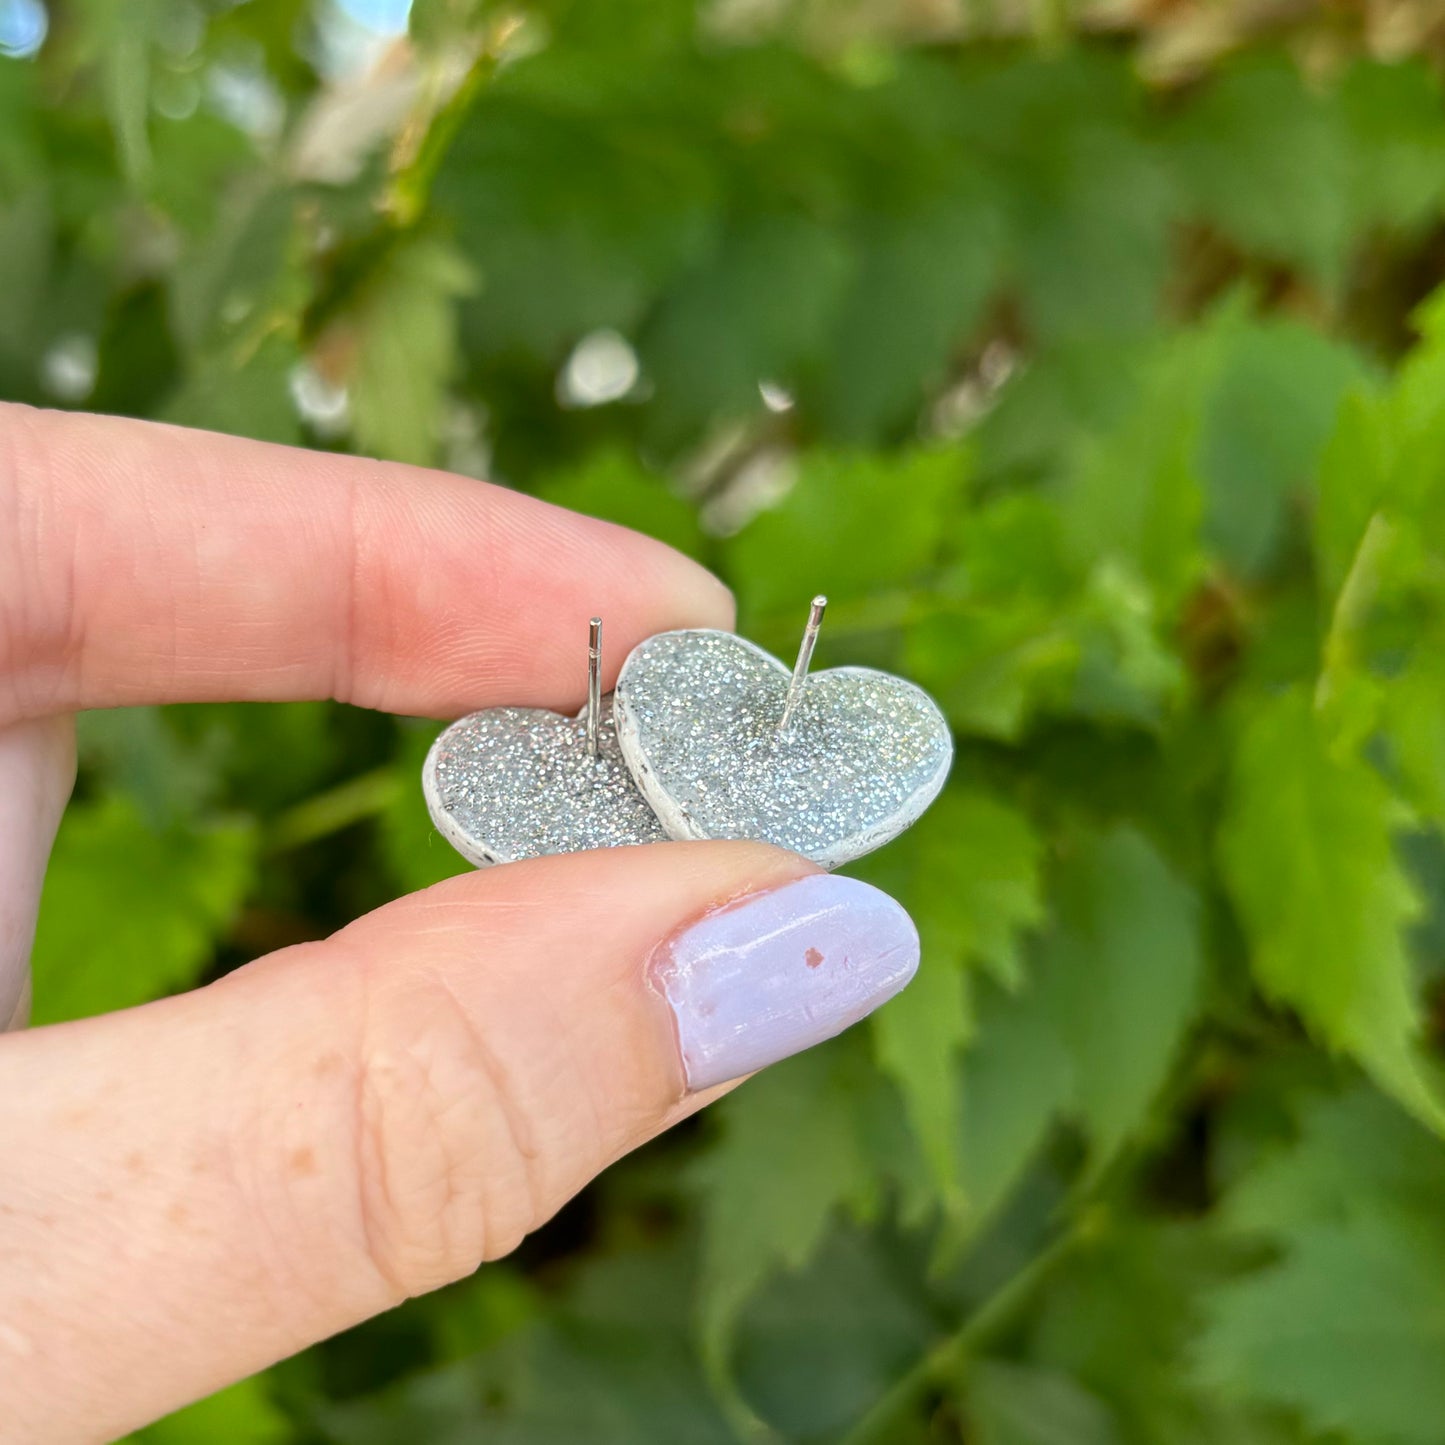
[0,844,918,1443]
[0,715,75,1032]
[0,404,732,725]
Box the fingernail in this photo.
[650,873,919,1091]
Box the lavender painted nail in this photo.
[650,872,920,1091]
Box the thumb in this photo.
[0,841,917,1444]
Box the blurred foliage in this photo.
[13,0,1445,1439]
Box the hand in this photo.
[0,406,918,1444]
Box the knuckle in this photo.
[344,964,547,1296]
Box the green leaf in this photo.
[729,447,965,628]
[733,1223,935,1445]
[937,792,1048,993]
[428,1269,542,1364]
[972,338,1155,491]
[1200,1210,1445,1445]
[955,977,1073,1234]
[1200,1083,1445,1444]
[1340,59,1445,236]
[864,788,1045,1197]
[963,53,1174,340]
[321,1237,739,1445]
[1013,120,1173,342]
[536,447,705,559]
[1171,57,1351,283]
[168,700,338,817]
[205,0,314,96]
[1376,286,1445,499]
[1067,560,1186,729]
[409,0,490,50]
[870,945,971,1204]
[147,111,262,240]
[0,59,44,192]
[161,177,309,444]
[126,1375,292,1445]
[967,1360,1123,1445]
[903,607,1077,742]
[1029,1221,1256,1444]
[76,707,220,828]
[436,78,717,362]
[694,1045,883,1394]
[1036,827,1204,1158]
[0,186,51,384]
[639,210,853,440]
[162,331,304,446]
[1384,647,1445,826]
[1220,1084,1445,1236]
[1218,687,1445,1131]
[1313,386,1393,603]
[1313,287,1445,603]
[809,188,1002,440]
[1197,314,1370,579]
[343,235,475,466]
[30,796,256,1025]
[76,0,160,183]
[1062,329,1216,610]
[168,183,301,357]
[904,493,1080,740]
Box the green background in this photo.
[9,0,1445,1439]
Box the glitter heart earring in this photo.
[613,596,953,868]
[423,618,667,866]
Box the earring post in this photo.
[779,595,827,734]
[586,617,603,759]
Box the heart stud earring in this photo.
[423,618,667,867]
[613,596,953,868]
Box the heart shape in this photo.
[614,630,952,867]
[423,697,667,867]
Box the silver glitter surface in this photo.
[615,630,952,868]
[423,697,667,867]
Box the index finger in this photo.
[0,405,732,724]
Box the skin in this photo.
[0,404,815,1444]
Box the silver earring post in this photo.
[586,617,603,759]
[779,595,827,734]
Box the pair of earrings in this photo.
[422,599,953,870]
